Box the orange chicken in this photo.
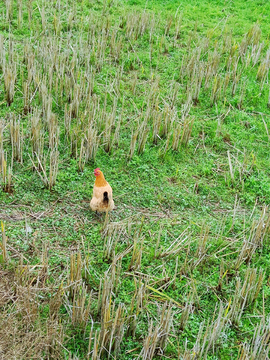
[90,168,115,212]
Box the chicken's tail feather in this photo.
[103,191,109,205]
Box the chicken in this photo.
[90,168,115,212]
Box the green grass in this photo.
[0,0,270,359]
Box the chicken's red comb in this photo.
[94,168,100,172]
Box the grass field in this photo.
[0,0,270,359]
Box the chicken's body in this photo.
[90,169,115,212]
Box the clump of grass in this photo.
[110,29,123,63]
[103,223,124,261]
[10,114,23,163]
[178,293,193,331]
[169,81,180,108]
[48,113,59,150]
[152,109,162,145]
[237,316,270,359]
[127,277,149,337]
[5,0,13,22]
[70,283,92,327]
[128,224,144,271]
[103,100,117,153]
[0,119,6,171]
[0,255,64,359]
[180,116,194,147]
[217,258,225,291]
[0,221,8,263]
[49,148,59,189]
[17,0,23,28]
[78,138,87,172]
[30,109,44,157]
[23,80,31,114]
[98,298,126,358]
[139,301,173,359]
[0,35,5,71]
[137,121,149,155]
[64,103,72,137]
[194,224,209,265]
[228,267,265,325]
[225,150,256,188]
[4,62,16,106]
[68,252,82,301]
[171,122,182,151]
[125,11,152,40]
[29,148,59,190]
[97,272,113,316]
[159,227,190,258]
[235,206,270,268]
[1,152,13,193]
[85,126,99,162]
[129,127,139,159]
[210,75,223,106]
[184,302,228,358]
[49,282,64,321]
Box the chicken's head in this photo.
[94,168,101,177]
